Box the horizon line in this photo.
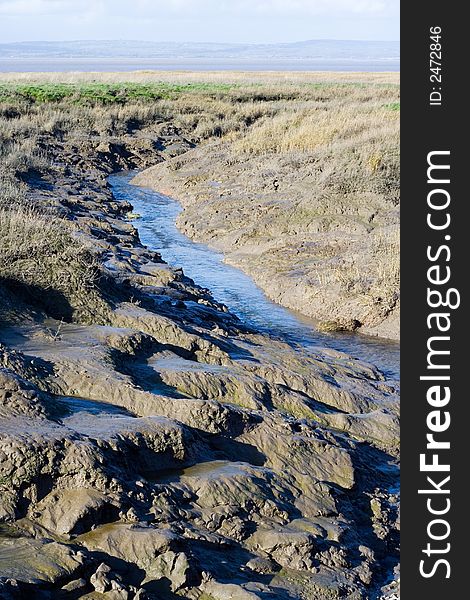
[1,38,400,46]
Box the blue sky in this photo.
[0,0,399,44]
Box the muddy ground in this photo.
[0,119,399,599]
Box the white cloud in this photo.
[0,0,397,18]
[0,0,97,16]
[133,0,393,16]
[0,0,399,42]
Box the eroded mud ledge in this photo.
[0,124,399,599]
[133,127,399,341]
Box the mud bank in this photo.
[133,121,399,341]
[0,123,399,599]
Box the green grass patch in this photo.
[0,82,240,105]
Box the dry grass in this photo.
[315,229,399,295]
[0,207,106,320]
[0,71,399,86]
[233,102,398,155]
[0,208,92,286]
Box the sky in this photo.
[0,0,400,44]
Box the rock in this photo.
[203,581,263,599]
[90,562,112,593]
[0,368,51,419]
[107,583,130,599]
[239,415,356,491]
[247,528,317,571]
[0,492,17,523]
[317,319,361,333]
[245,556,276,574]
[61,577,87,592]
[33,488,112,536]
[145,550,191,591]
[321,409,399,452]
[78,524,176,570]
[0,538,84,584]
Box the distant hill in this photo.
[0,39,399,61]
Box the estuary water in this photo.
[0,58,400,73]
[109,172,399,381]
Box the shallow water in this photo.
[109,172,399,380]
[0,58,400,73]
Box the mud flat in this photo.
[0,78,399,599]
